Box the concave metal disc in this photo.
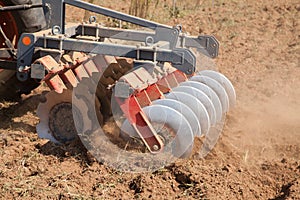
[36,89,77,143]
[180,81,223,123]
[198,70,236,108]
[190,75,230,113]
[152,99,201,137]
[172,86,217,126]
[121,104,194,158]
[166,91,210,136]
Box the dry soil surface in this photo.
[0,0,299,199]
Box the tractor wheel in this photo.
[0,0,46,101]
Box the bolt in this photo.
[153,145,159,151]
[18,66,24,72]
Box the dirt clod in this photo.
[129,175,144,194]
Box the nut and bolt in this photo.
[152,145,160,151]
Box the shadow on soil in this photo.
[36,139,96,166]
[0,93,95,166]
[0,94,42,131]
[270,182,293,200]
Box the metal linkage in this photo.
[17,30,197,80]
[14,24,218,79]
[77,25,219,58]
[42,0,218,57]
[11,0,219,81]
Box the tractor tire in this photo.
[0,0,46,101]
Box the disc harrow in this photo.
[0,0,237,170]
[34,49,236,161]
[119,66,236,158]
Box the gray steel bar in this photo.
[64,0,170,30]
[61,38,195,74]
[81,26,154,42]
[33,36,195,74]
[0,4,43,11]
[61,39,179,63]
[78,25,219,58]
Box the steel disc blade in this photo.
[143,105,194,158]
[180,81,223,123]
[190,75,230,113]
[120,119,136,138]
[166,91,210,136]
[198,70,236,108]
[36,121,59,143]
[121,105,194,158]
[72,94,91,134]
[172,86,217,126]
[36,89,73,143]
[72,77,99,134]
[152,99,201,137]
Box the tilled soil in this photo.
[0,0,299,199]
